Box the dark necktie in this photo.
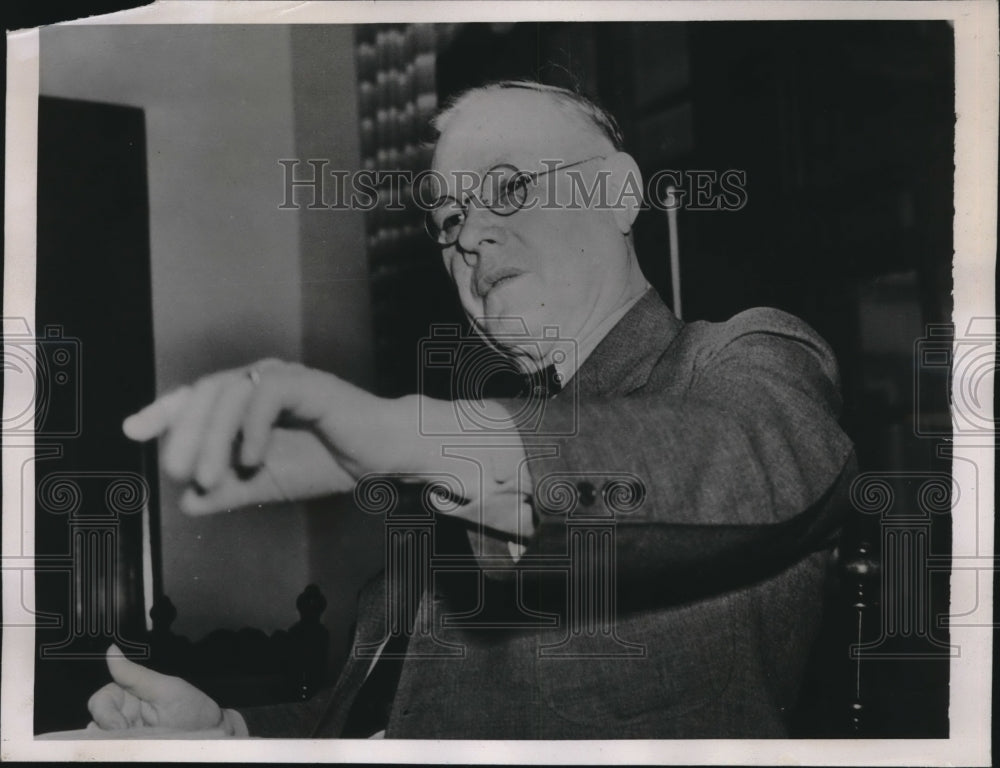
[481,362,563,399]
[520,362,564,398]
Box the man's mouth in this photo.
[477,268,524,297]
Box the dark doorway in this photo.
[34,95,159,733]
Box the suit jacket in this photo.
[239,290,856,739]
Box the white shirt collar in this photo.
[551,284,653,388]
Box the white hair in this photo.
[431,80,625,151]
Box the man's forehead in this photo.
[431,89,604,173]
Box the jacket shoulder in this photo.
[713,307,828,346]
[691,306,835,365]
[665,307,841,400]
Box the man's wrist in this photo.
[385,394,431,473]
[394,396,534,540]
[390,395,522,469]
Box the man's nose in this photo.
[455,205,504,261]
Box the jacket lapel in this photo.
[573,289,684,398]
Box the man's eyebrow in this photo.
[468,156,514,175]
[435,157,516,195]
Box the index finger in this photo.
[122,386,191,442]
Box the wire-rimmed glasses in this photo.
[423,155,605,247]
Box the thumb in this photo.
[105,644,172,702]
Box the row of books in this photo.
[356,24,441,275]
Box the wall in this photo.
[288,25,385,673]
[39,24,363,638]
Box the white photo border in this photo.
[3,1,996,764]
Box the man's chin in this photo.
[477,313,550,342]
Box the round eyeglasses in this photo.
[423,156,605,247]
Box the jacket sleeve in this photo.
[513,308,856,594]
[236,686,338,738]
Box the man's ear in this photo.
[606,151,643,234]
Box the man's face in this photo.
[430,90,630,367]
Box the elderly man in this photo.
[87,81,856,739]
